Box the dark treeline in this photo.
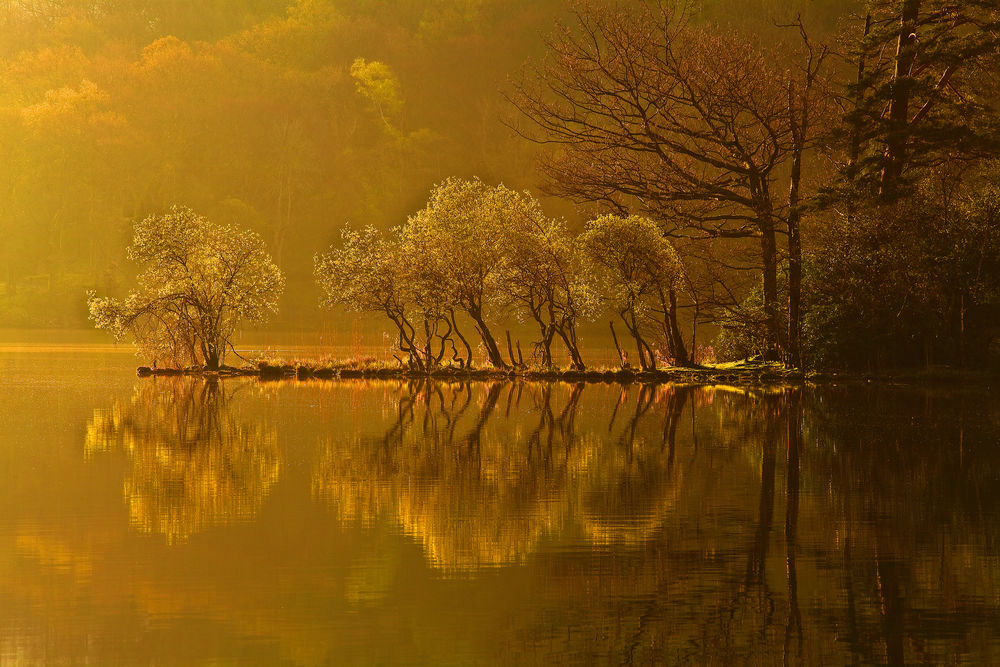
[4,0,999,370]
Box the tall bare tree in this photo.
[783,17,830,367]
[509,2,828,360]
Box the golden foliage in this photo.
[85,378,282,544]
[313,381,692,573]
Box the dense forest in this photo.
[3,0,999,369]
[0,0,573,327]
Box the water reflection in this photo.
[802,387,1000,665]
[86,378,281,544]
[58,374,1000,663]
[312,380,695,573]
[517,385,1000,665]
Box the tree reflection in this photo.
[803,387,1000,665]
[576,383,689,546]
[55,380,1000,663]
[315,380,564,572]
[515,385,1000,665]
[313,380,694,573]
[86,378,281,544]
[784,389,803,665]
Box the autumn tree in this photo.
[510,3,825,359]
[88,206,284,369]
[315,225,412,364]
[315,224,461,371]
[577,214,690,370]
[402,177,513,369]
[498,191,594,369]
[318,180,597,371]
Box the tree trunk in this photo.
[391,313,424,371]
[205,346,221,370]
[531,303,556,367]
[691,301,699,365]
[759,212,781,360]
[958,292,966,367]
[556,326,585,370]
[449,309,473,369]
[505,329,522,369]
[787,82,806,369]
[536,322,553,367]
[610,320,627,368]
[470,308,508,369]
[787,214,802,368]
[423,318,434,369]
[626,309,654,371]
[641,337,658,371]
[879,0,922,202]
[847,13,873,184]
[667,287,691,366]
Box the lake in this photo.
[1,346,998,664]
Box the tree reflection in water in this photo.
[313,380,693,574]
[86,378,281,544]
[69,378,1000,663]
[516,385,1000,666]
[801,387,1000,665]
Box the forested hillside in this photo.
[0,0,847,328]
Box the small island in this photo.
[93,191,998,386]
[135,358,1000,388]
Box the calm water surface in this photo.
[1,347,998,664]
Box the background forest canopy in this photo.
[2,0,999,370]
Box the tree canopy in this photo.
[316,178,593,370]
[88,206,284,368]
[578,214,689,369]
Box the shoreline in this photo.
[136,362,999,387]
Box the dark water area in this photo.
[0,348,998,664]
